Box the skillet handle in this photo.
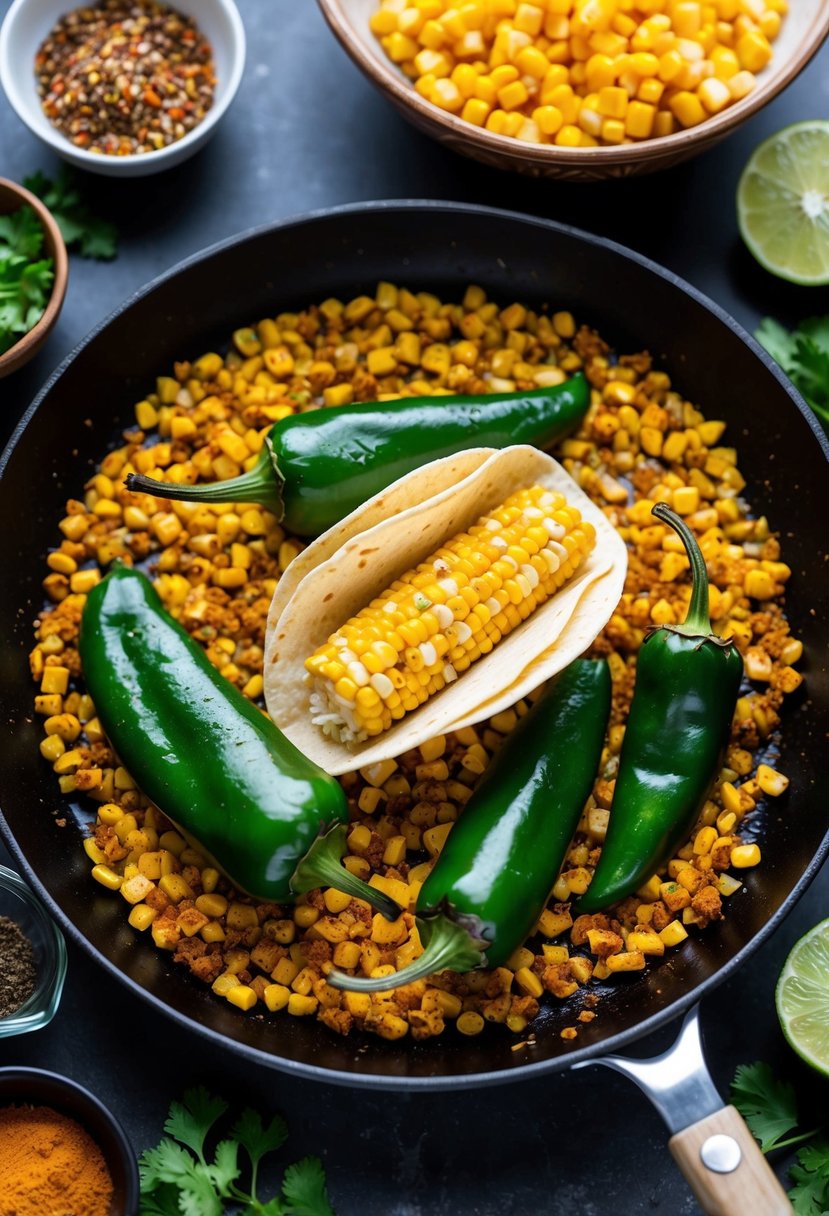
[669,1104,791,1216]
[573,1005,792,1216]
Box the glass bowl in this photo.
[0,1067,139,1215]
[0,864,66,1037]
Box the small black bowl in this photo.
[0,1067,139,1215]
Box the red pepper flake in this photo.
[34,0,216,157]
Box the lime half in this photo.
[737,121,829,286]
[776,918,829,1076]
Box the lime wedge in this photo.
[775,918,829,1076]
[737,121,829,286]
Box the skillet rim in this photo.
[1,198,827,1092]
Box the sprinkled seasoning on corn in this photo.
[305,486,595,742]
[31,281,802,1044]
[370,0,785,148]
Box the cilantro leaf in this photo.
[140,1090,335,1216]
[22,169,118,260]
[137,1183,181,1216]
[139,1140,204,1190]
[233,1107,289,1168]
[789,1139,829,1216]
[756,317,797,368]
[756,315,829,429]
[164,1087,228,1162]
[207,1139,240,1195]
[0,206,44,261]
[730,1062,801,1152]
[281,1157,336,1216]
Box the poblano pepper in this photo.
[78,564,398,915]
[328,658,612,992]
[578,503,744,913]
[124,375,589,537]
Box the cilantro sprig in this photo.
[756,316,829,435]
[23,170,118,260]
[0,204,54,356]
[138,1087,335,1216]
[731,1062,828,1215]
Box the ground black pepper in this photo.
[0,916,37,1018]
[35,1,216,157]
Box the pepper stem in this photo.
[326,911,487,992]
[651,502,712,636]
[290,824,400,921]
[124,447,284,517]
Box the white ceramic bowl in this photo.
[0,0,246,177]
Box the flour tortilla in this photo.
[264,446,628,775]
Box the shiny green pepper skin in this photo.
[125,376,589,538]
[577,504,744,912]
[329,658,612,992]
[78,565,348,903]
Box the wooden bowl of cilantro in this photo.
[0,177,67,378]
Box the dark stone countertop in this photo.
[0,3,827,1212]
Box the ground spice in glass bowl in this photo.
[0,915,36,1018]
[35,0,216,156]
[0,866,66,1038]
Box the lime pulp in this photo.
[736,121,829,286]
[775,917,829,1077]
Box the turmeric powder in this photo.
[0,1103,114,1216]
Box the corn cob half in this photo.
[305,485,596,744]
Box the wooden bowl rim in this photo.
[0,176,68,376]
[318,0,829,169]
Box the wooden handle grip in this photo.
[669,1105,792,1216]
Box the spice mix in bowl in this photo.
[0,0,245,176]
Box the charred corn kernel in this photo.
[506,945,535,971]
[120,874,155,904]
[731,843,761,868]
[83,837,106,864]
[627,929,665,956]
[226,985,257,1011]
[261,983,289,1012]
[135,399,159,429]
[756,764,789,796]
[660,921,689,947]
[39,734,66,762]
[693,826,718,855]
[195,893,228,918]
[306,485,594,743]
[358,785,387,815]
[423,822,453,857]
[382,835,408,867]
[294,904,319,928]
[348,825,373,857]
[456,1011,485,1036]
[91,864,122,890]
[606,950,646,972]
[717,873,743,897]
[288,993,319,1017]
[128,904,158,931]
[515,967,544,997]
[159,874,194,903]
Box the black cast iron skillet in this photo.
[0,202,826,1207]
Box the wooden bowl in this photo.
[317,0,829,179]
[0,178,67,378]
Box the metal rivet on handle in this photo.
[700,1134,742,1174]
